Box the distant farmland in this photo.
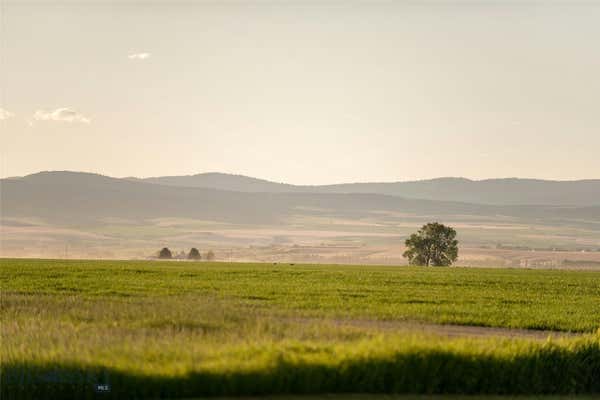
[2,171,600,268]
[2,259,599,398]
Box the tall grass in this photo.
[3,335,599,399]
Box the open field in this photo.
[2,216,600,269]
[1,259,599,398]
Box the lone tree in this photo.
[158,247,172,259]
[188,248,201,260]
[403,222,458,266]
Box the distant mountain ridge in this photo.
[131,172,600,206]
[131,172,297,193]
[2,172,598,227]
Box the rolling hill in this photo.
[2,171,599,227]
[135,173,600,206]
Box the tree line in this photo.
[158,247,215,261]
[155,222,458,266]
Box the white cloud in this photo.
[34,108,91,124]
[128,52,151,60]
[0,108,15,120]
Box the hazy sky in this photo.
[1,1,599,184]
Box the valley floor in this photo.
[3,215,600,269]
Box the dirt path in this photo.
[291,317,583,340]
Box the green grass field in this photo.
[1,259,599,399]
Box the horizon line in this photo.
[3,169,600,186]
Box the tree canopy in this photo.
[158,247,172,259]
[403,222,458,266]
[188,248,201,260]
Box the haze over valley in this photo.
[3,0,599,269]
[2,171,599,268]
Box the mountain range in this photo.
[133,173,600,206]
[2,171,599,227]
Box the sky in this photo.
[1,1,599,185]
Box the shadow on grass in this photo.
[2,342,600,400]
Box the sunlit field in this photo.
[1,259,599,398]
